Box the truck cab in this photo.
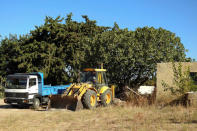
[4,72,70,109]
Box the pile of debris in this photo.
[115,85,156,106]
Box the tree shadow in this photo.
[169,119,197,124]
[0,104,12,109]
[0,104,30,109]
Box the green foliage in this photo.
[0,88,4,98]
[0,14,108,85]
[162,63,197,96]
[0,76,6,98]
[84,26,188,87]
[0,13,191,87]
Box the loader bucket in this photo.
[50,95,83,111]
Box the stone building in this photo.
[156,62,197,103]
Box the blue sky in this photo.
[0,0,197,60]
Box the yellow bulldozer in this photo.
[50,68,115,111]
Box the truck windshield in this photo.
[6,77,27,89]
[80,71,96,83]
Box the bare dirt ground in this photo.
[0,99,197,131]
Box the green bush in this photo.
[0,76,5,98]
[0,87,4,98]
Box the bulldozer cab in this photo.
[80,68,108,87]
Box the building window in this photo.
[190,72,197,85]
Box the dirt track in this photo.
[0,99,197,131]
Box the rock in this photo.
[113,98,126,106]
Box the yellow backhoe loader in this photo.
[50,68,115,111]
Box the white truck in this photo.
[4,72,70,109]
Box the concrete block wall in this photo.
[156,62,197,103]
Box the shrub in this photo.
[162,62,197,96]
[0,76,5,98]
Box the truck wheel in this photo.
[33,98,40,110]
[82,90,97,109]
[101,90,112,106]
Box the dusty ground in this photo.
[0,99,197,131]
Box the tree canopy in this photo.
[0,13,190,87]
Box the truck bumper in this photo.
[4,98,33,105]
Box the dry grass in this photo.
[0,99,197,131]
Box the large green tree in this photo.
[0,14,190,87]
[82,25,189,87]
[0,14,108,85]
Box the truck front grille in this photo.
[5,92,28,98]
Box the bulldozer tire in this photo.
[33,98,40,110]
[82,90,97,109]
[101,90,112,107]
